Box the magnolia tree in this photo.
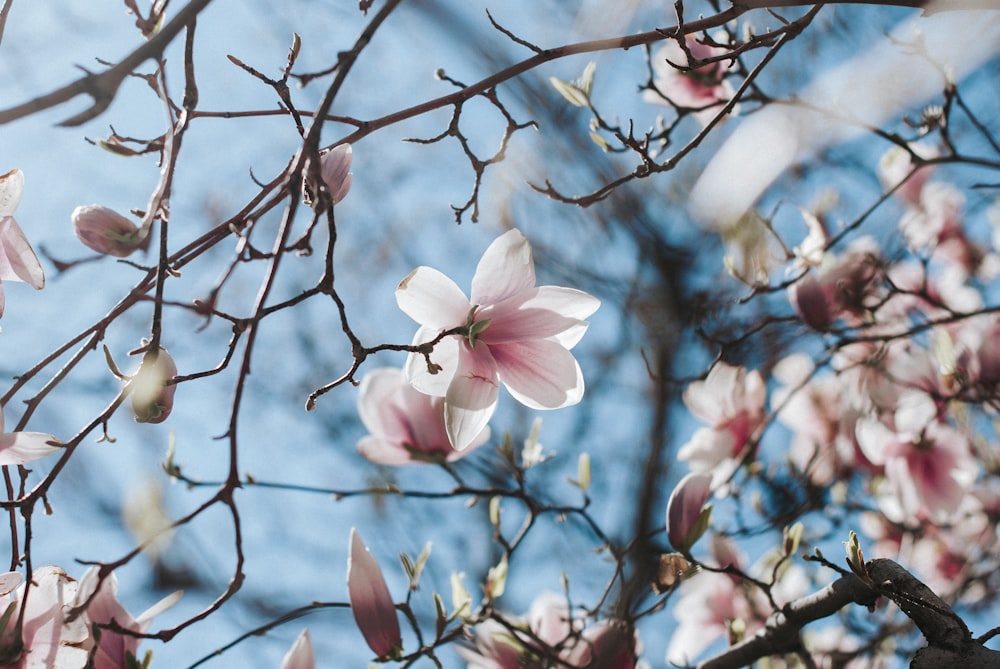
[0,0,997,667]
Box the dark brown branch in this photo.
[0,0,214,125]
[696,558,1000,669]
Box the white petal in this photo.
[405,328,459,397]
[471,229,535,306]
[444,343,499,450]
[396,266,469,329]
[0,217,44,288]
[0,169,23,217]
[0,431,61,465]
[491,339,584,410]
[280,629,315,669]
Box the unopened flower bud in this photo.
[347,528,402,660]
[320,143,353,204]
[131,347,177,423]
[666,472,713,553]
[72,205,145,258]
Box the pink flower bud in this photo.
[72,205,146,258]
[666,472,713,552]
[320,144,352,204]
[131,347,177,423]
[347,528,402,660]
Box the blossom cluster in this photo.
[0,565,179,669]
[661,143,1000,664]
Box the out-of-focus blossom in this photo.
[643,35,735,127]
[458,592,639,669]
[0,405,61,466]
[677,362,766,487]
[787,237,882,332]
[772,354,867,485]
[130,346,177,424]
[665,472,712,552]
[357,367,489,465]
[71,205,146,258]
[75,567,182,669]
[319,143,352,204]
[720,211,781,286]
[0,565,89,668]
[279,629,314,669]
[878,143,936,205]
[856,390,977,523]
[667,542,807,666]
[0,168,45,320]
[561,621,639,669]
[397,228,599,450]
[347,528,402,660]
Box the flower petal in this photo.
[491,339,584,410]
[396,266,470,330]
[358,436,414,466]
[280,629,315,669]
[0,169,23,217]
[0,431,61,466]
[470,229,535,305]
[405,328,459,397]
[444,343,500,450]
[0,216,44,288]
[348,528,402,659]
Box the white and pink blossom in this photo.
[856,390,977,523]
[397,229,599,450]
[74,567,181,669]
[0,566,89,668]
[677,362,766,486]
[357,367,489,464]
[643,35,736,127]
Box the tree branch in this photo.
[696,558,1000,669]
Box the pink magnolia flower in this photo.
[643,35,736,127]
[347,528,402,660]
[0,169,45,320]
[677,362,766,486]
[665,472,712,552]
[357,367,489,465]
[397,229,600,450]
[74,567,181,669]
[856,390,977,523]
[71,205,146,258]
[279,629,314,669]
[0,406,61,466]
[0,565,89,668]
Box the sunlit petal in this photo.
[0,216,44,288]
[471,229,535,305]
[444,343,499,450]
[0,431,61,466]
[396,266,470,330]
